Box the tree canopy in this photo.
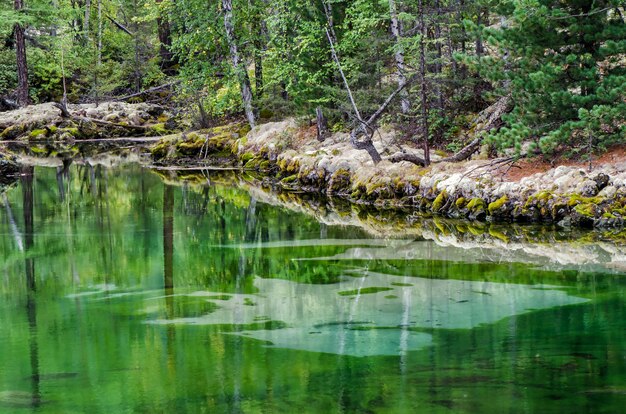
[0,0,624,158]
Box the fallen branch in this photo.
[52,101,71,118]
[75,116,150,130]
[106,15,134,36]
[389,95,512,166]
[388,152,426,165]
[113,81,179,102]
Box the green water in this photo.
[0,163,624,413]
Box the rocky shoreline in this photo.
[151,119,626,229]
[1,104,625,229]
[0,102,177,141]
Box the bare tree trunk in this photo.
[388,0,410,114]
[94,0,102,106]
[476,10,484,58]
[418,0,430,166]
[14,0,29,107]
[84,0,91,40]
[223,0,256,129]
[434,0,444,112]
[316,107,328,142]
[325,26,382,164]
[252,0,269,98]
[156,0,175,75]
[254,51,263,98]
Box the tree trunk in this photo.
[254,50,263,98]
[418,0,430,166]
[84,0,91,41]
[222,0,256,129]
[156,0,176,75]
[388,0,410,114]
[14,0,29,107]
[389,95,512,166]
[316,107,328,142]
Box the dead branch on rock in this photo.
[52,102,71,118]
[113,81,180,102]
[76,116,151,130]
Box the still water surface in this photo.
[0,163,624,413]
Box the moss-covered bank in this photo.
[150,119,624,229]
[0,102,179,141]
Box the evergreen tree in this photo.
[482,0,626,155]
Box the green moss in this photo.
[534,191,553,201]
[0,124,25,140]
[29,145,48,154]
[432,191,447,212]
[150,123,168,136]
[488,195,509,215]
[259,109,273,119]
[63,127,80,138]
[28,129,47,139]
[281,175,298,184]
[574,203,597,218]
[455,197,467,208]
[567,194,603,207]
[329,169,351,193]
[241,152,255,163]
[466,198,486,212]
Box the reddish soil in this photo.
[501,144,626,182]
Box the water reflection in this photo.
[24,166,41,408]
[0,162,623,413]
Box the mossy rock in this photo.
[151,139,175,160]
[466,198,486,212]
[0,124,26,140]
[28,128,48,140]
[467,197,486,220]
[244,157,263,170]
[455,197,467,209]
[574,203,599,218]
[149,123,169,136]
[240,152,255,164]
[0,153,19,185]
[567,194,604,207]
[488,195,509,216]
[329,169,352,194]
[432,191,447,212]
[364,180,394,201]
[280,174,299,184]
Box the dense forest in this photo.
[0,0,624,160]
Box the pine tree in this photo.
[482,0,626,155]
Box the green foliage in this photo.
[480,0,626,155]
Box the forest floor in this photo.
[502,144,626,182]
